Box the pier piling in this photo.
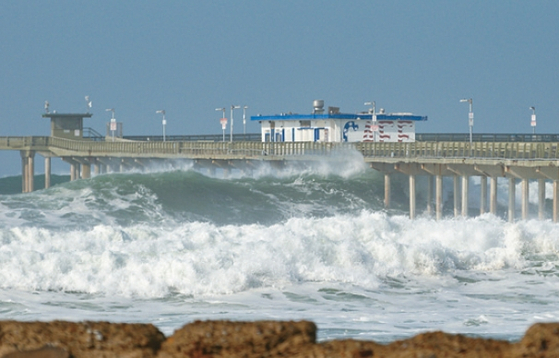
[508,178,516,222]
[490,177,498,215]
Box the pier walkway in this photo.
[2,135,559,222]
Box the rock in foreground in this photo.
[1,320,559,357]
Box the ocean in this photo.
[0,155,558,343]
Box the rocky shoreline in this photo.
[0,320,558,357]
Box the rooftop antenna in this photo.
[44,100,50,114]
[85,96,92,113]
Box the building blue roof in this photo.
[251,113,427,121]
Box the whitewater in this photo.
[0,154,559,343]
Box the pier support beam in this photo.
[44,157,51,189]
[62,157,80,181]
[81,163,91,179]
[20,151,35,193]
[521,179,529,220]
[453,176,460,218]
[461,176,469,217]
[394,163,422,220]
[70,163,80,181]
[508,177,516,222]
[490,177,498,215]
[426,176,433,216]
[480,176,487,215]
[384,174,391,209]
[419,164,449,220]
[436,174,443,220]
[409,174,416,220]
[28,155,34,193]
[538,178,546,220]
[21,155,26,193]
[554,181,559,223]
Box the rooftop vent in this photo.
[328,106,340,114]
[313,99,324,114]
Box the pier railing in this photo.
[1,136,559,160]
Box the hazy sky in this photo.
[1,1,558,176]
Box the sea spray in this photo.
[1,165,559,342]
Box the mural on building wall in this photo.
[342,120,415,142]
[342,121,359,142]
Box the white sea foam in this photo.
[2,169,559,342]
[1,212,558,299]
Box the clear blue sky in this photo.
[1,1,558,176]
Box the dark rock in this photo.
[0,321,165,358]
[515,322,559,357]
[157,320,316,358]
[3,320,559,357]
[3,346,69,358]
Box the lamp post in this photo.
[85,96,92,113]
[460,98,473,155]
[106,108,116,142]
[215,107,226,142]
[530,106,536,134]
[230,105,240,142]
[156,110,166,141]
[364,101,376,142]
[243,105,248,137]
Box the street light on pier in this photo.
[215,107,226,142]
[106,108,116,142]
[364,101,376,142]
[243,105,249,136]
[85,96,92,113]
[156,110,166,141]
[460,98,473,154]
[230,105,240,142]
[530,106,536,134]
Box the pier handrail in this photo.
[1,136,559,161]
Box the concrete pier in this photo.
[427,176,433,216]
[490,177,498,215]
[461,176,469,217]
[81,163,91,179]
[509,178,516,222]
[539,178,546,219]
[3,137,559,222]
[521,179,529,220]
[20,150,35,193]
[409,174,416,220]
[480,176,487,215]
[384,174,391,209]
[44,157,51,189]
[435,174,443,220]
[453,176,459,217]
[554,181,559,223]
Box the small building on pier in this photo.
[251,100,427,143]
[42,112,93,140]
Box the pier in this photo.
[2,136,559,222]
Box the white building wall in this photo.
[259,119,417,142]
